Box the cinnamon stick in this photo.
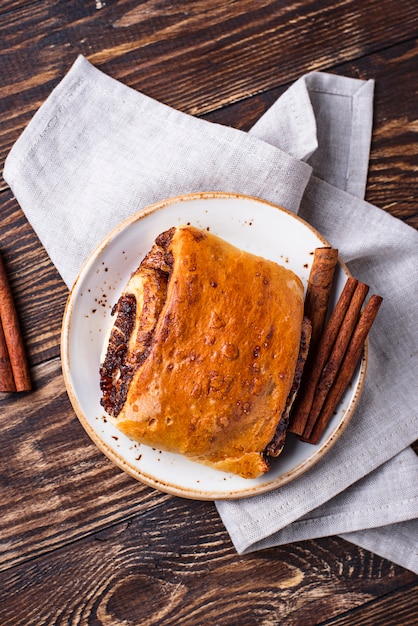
[0,317,16,392]
[288,276,358,436]
[0,252,31,391]
[302,281,370,439]
[305,294,383,445]
[304,247,339,354]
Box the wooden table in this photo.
[1,1,417,624]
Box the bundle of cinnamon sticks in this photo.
[289,247,382,445]
[0,252,31,392]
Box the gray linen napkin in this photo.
[3,56,418,573]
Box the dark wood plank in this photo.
[326,583,418,625]
[1,0,418,174]
[0,358,171,571]
[0,511,416,626]
[1,1,417,622]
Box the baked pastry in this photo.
[100,225,310,478]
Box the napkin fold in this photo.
[4,56,418,574]
[3,56,311,289]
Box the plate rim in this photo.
[61,191,368,500]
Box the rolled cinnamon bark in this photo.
[302,281,370,438]
[305,294,383,445]
[0,317,16,392]
[289,276,358,436]
[304,247,339,354]
[0,252,31,392]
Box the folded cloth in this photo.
[3,56,311,289]
[223,447,418,560]
[4,56,418,574]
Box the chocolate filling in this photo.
[100,294,138,417]
[99,230,175,417]
[264,316,312,458]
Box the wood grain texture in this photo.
[0,358,172,571]
[0,517,416,626]
[1,0,417,623]
[325,583,418,625]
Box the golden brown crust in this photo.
[104,226,304,479]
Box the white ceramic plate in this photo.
[61,192,367,500]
